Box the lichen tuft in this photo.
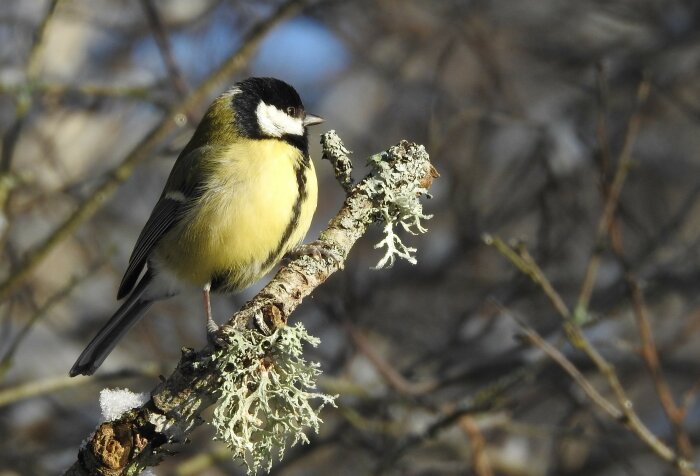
[366,142,433,269]
[211,323,337,474]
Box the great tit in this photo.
[70,77,324,377]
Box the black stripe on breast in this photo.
[210,155,310,294]
[261,160,309,270]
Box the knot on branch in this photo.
[88,419,147,472]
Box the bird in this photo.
[70,77,324,377]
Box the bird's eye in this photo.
[286,106,296,116]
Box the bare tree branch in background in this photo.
[139,0,190,99]
[0,0,63,250]
[485,78,698,476]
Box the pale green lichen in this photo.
[211,323,337,475]
[321,129,354,193]
[366,144,433,269]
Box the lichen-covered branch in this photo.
[212,324,336,474]
[63,135,436,475]
[320,130,354,192]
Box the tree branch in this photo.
[64,135,437,475]
[576,76,651,316]
[485,237,699,475]
[626,274,694,458]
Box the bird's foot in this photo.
[206,316,227,348]
[286,240,341,263]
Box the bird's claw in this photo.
[206,317,227,348]
[287,241,341,263]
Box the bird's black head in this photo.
[231,77,323,155]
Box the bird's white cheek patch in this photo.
[256,102,304,137]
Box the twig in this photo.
[626,274,693,458]
[335,403,403,435]
[140,0,194,126]
[1,0,62,171]
[510,315,698,475]
[0,0,309,303]
[485,122,690,462]
[343,321,437,396]
[681,380,700,418]
[590,74,695,468]
[375,399,496,475]
[485,237,698,475]
[0,364,160,408]
[0,81,164,104]
[600,112,695,460]
[140,0,190,97]
[0,261,102,380]
[63,138,436,475]
[0,0,63,244]
[26,0,63,78]
[576,77,651,316]
[374,339,530,475]
[482,234,571,320]
[458,416,494,476]
[512,317,622,419]
[594,62,613,185]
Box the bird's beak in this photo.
[303,113,324,127]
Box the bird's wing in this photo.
[117,146,211,299]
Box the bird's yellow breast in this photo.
[155,139,317,290]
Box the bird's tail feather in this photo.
[69,271,154,377]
